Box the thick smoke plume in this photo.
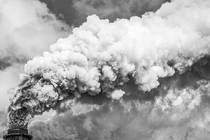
[7,0,210,139]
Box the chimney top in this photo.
[3,128,33,140]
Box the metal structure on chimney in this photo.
[3,128,33,140]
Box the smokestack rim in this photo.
[3,128,33,139]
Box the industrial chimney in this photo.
[3,128,33,140]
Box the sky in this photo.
[3,0,210,140]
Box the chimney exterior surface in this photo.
[3,128,33,140]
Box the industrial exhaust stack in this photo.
[3,103,33,140]
[3,128,33,140]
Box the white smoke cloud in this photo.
[5,0,210,139]
[110,90,125,100]
[21,0,210,95]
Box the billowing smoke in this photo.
[6,0,210,139]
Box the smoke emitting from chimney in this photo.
[5,0,210,139]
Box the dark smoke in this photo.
[40,0,170,26]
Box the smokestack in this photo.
[3,107,33,140]
[3,128,33,140]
